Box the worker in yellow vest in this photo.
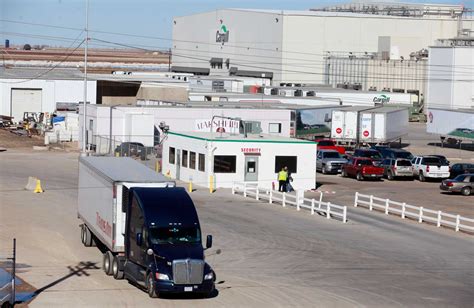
[277,166,288,192]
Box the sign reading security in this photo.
[216,24,229,43]
[195,119,240,133]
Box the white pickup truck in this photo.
[411,156,450,181]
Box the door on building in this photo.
[10,89,42,123]
[176,149,181,180]
[244,156,259,182]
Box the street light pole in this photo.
[82,0,89,152]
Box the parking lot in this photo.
[0,148,473,307]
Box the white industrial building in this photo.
[0,68,96,122]
[162,131,317,190]
[426,38,474,110]
[172,3,472,84]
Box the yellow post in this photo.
[33,179,44,193]
[209,175,214,193]
[188,181,193,193]
[115,152,119,157]
[155,160,161,173]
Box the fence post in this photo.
[369,195,373,211]
[232,183,235,195]
[296,190,303,211]
[311,199,315,215]
[455,215,460,232]
[401,202,406,219]
[354,192,359,207]
[243,183,247,197]
[269,189,273,204]
[385,199,390,215]
[318,192,323,209]
[327,202,331,219]
[418,207,423,223]
[437,211,442,227]
[256,187,259,201]
[282,192,286,207]
[343,206,347,223]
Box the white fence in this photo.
[232,182,347,223]
[354,192,474,233]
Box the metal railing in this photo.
[354,192,474,233]
[0,239,16,307]
[90,135,159,159]
[232,182,347,223]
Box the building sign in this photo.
[241,148,261,154]
[373,94,390,103]
[195,119,240,133]
[216,24,229,43]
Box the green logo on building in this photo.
[373,94,390,103]
[216,24,229,43]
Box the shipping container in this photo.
[359,107,409,143]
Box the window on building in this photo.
[190,152,196,169]
[198,153,205,172]
[182,150,188,167]
[214,155,236,173]
[169,147,175,164]
[269,123,282,133]
[275,156,297,173]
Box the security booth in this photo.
[162,131,317,190]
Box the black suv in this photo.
[114,142,145,158]
[353,149,383,165]
[450,163,474,179]
[372,146,414,160]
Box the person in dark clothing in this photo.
[286,172,294,192]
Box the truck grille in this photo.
[172,259,204,285]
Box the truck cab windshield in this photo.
[149,226,201,244]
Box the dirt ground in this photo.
[0,129,79,152]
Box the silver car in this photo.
[380,158,414,180]
[317,150,348,174]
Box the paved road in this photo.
[0,150,473,307]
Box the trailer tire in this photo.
[103,251,114,276]
[147,272,159,298]
[83,225,94,247]
[112,256,124,280]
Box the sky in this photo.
[0,0,469,50]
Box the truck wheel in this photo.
[322,166,327,174]
[103,251,114,276]
[341,169,347,177]
[83,226,94,247]
[356,172,363,181]
[461,187,471,196]
[418,171,425,182]
[112,256,124,280]
[387,171,394,181]
[147,272,159,298]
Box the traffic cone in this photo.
[33,179,44,193]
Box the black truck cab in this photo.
[123,187,215,297]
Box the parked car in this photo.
[450,163,474,179]
[379,158,414,180]
[440,174,474,196]
[372,146,414,160]
[352,149,383,165]
[114,142,145,158]
[341,157,384,181]
[316,150,348,174]
[411,156,450,182]
[314,139,346,154]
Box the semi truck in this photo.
[331,106,408,145]
[78,156,216,298]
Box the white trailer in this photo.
[331,106,408,144]
[78,156,174,252]
[359,107,409,143]
[426,108,474,142]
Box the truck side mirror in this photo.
[136,233,143,247]
[206,235,213,249]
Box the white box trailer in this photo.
[78,156,175,252]
[426,108,474,141]
[359,107,409,143]
[331,106,408,143]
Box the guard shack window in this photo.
[182,150,188,167]
[189,152,196,169]
[214,155,236,173]
[169,147,175,164]
[198,153,205,172]
[275,156,297,173]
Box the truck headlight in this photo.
[204,272,214,280]
[155,273,170,281]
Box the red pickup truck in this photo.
[341,157,384,181]
[315,139,346,154]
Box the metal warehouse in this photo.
[172,3,472,84]
[161,131,317,190]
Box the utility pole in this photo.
[168,48,171,72]
[82,0,89,153]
